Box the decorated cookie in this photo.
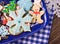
[0,25,9,37]
[0,3,7,26]
[0,12,12,25]
[1,13,8,25]
[2,0,16,13]
[0,10,8,26]
[29,0,45,23]
[17,0,33,11]
[7,7,32,35]
[15,7,32,31]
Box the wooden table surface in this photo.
[49,15,60,44]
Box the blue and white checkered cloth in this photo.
[7,14,54,44]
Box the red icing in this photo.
[2,18,7,25]
[33,11,40,15]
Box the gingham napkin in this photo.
[6,0,54,44]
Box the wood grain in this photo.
[49,15,60,44]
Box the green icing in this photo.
[2,0,16,13]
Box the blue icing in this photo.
[0,25,9,37]
[23,14,33,23]
[16,8,26,18]
[17,0,33,11]
[9,10,16,19]
[10,24,21,35]
[22,22,31,31]
[7,8,32,33]
[7,21,15,27]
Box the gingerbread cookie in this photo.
[29,0,44,23]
